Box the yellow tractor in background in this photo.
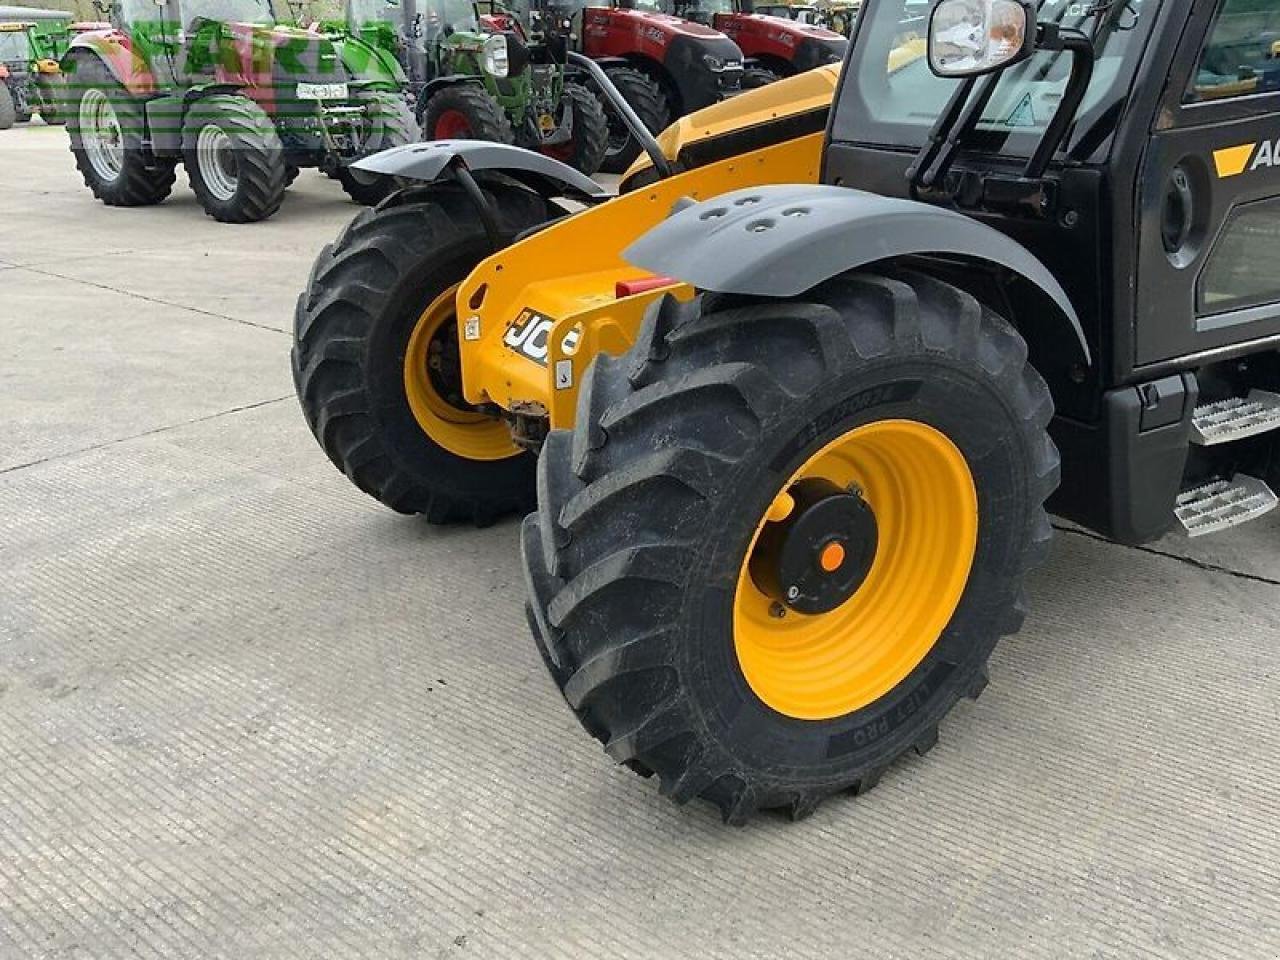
[295,0,1280,822]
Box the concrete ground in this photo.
[1,120,1278,960]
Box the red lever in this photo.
[615,275,677,298]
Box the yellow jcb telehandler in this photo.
[294,0,1280,822]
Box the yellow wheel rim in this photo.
[403,285,521,462]
[733,419,978,721]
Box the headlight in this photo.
[482,34,509,78]
[702,53,726,71]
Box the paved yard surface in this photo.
[2,121,1279,960]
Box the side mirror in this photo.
[928,0,1035,79]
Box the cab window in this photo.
[1188,0,1280,102]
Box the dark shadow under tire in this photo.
[596,66,668,175]
[421,83,514,144]
[183,93,287,224]
[65,57,176,205]
[523,270,1059,822]
[291,181,556,523]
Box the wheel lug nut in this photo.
[769,602,787,619]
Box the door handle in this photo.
[1162,167,1194,256]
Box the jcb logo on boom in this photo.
[1213,139,1280,178]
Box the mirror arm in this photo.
[1022,25,1094,179]
[919,70,1001,194]
[906,74,975,198]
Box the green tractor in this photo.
[423,0,611,175]
[60,0,419,223]
[0,19,69,127]
[341,0,608,174]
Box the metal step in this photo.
[1175,475,1278,537]
[1191,390,1280,445]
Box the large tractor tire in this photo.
[333,91,420,206]
[542,82,608,176]
[66,58,175,205]
[421,83,514,144]
[292,181,555,523]
[183,94,287,224]
[524,271,1059,823]
[0,82,14,130]
[596,66,668,175]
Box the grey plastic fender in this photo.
[624,184,1090,364]
[352,140,610,201]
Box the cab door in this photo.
[1136,0,1280,367]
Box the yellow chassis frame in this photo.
[453,68,840,431]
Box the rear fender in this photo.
[64,31,158,95]
[624,183,1091,365]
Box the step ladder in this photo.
[1191,389,1280,446]
[1175,475,1279,537]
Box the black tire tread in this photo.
[556,81,609,176]
[597,66,669,174]
[65,57,175,205]
[0,82,14,130]
[183,93,286,223]
[292,183,551,521]
[422,83,514,143]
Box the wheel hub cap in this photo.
[748,477,879,615]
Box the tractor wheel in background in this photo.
[334,91,420,205]
[596,66,668,175]
[540,82,608,176]
[0,83,15,129]
[741,65,782,89]
[285,163,300,187]
[182,93,287,223]
[421,84,514,144]
[65,57,175,205]
[523,270,1059,823]
[292,180,556,523]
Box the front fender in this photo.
[334,36,405,86]
[353,140,609,201]
[624,183,1090,364]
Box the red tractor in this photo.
[567,0,744,172]
[675,0,846,85]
